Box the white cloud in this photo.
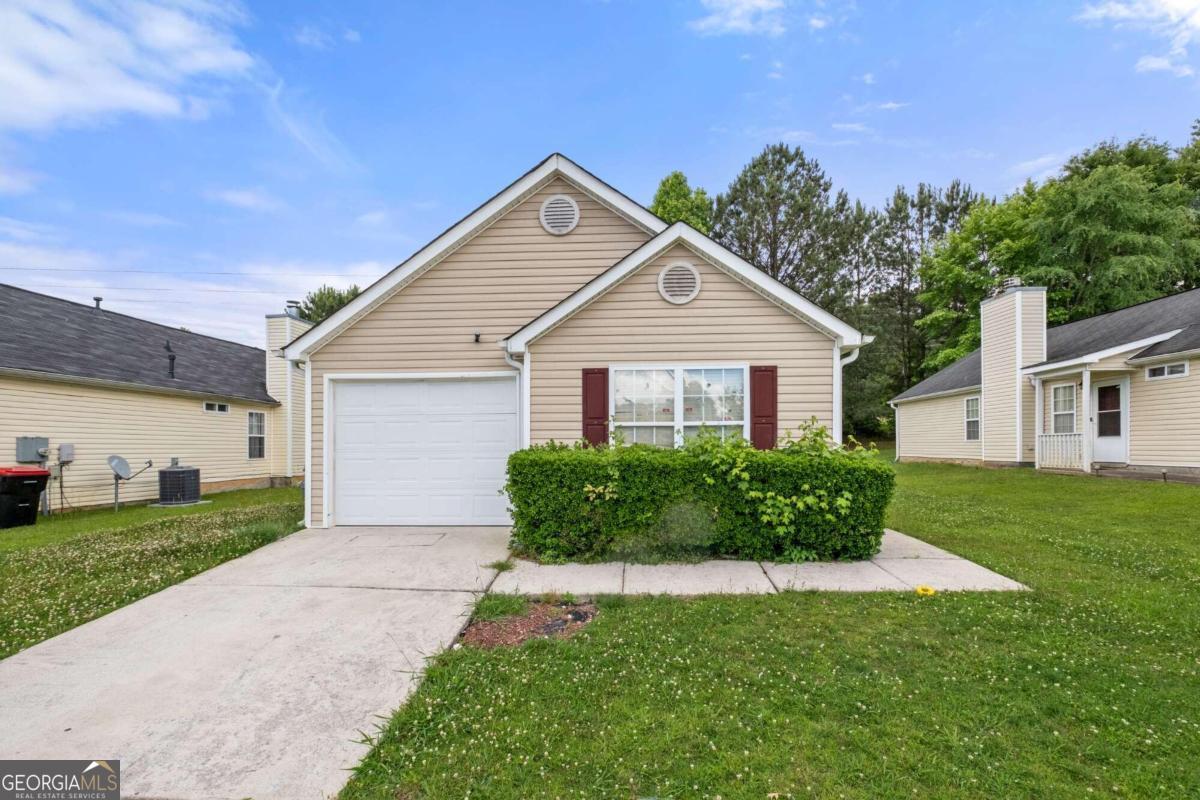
[832,122,869,132]
[859,71,875,84]
[689,0,786,36]
[1078,0,1200,77]
[808,15,829,29]
[105,210,181,227]
[0,216,58,242]
[206,187,283,212]
[0,160,40,194]
[1136,53,1195,74]
[354,210,389,227]
[1009,151,1070,182]
[263,81,362,174]
[877,100,908,110]
[0,0,255,132]
[292,24,333,49]
[343,28,361,43]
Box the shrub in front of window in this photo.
[504,424,894,562]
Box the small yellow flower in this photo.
[915,584,937,597]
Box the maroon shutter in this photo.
[750,365,778,450]
[581,368,609,446]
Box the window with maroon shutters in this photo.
[581,368,608,445]
[749,365,777,449]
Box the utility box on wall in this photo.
[15,436,49,463]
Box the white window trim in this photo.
[247,411,266,460]
[1145,361,1189,381]
[1050,382,1077,435]
[203,401,229,414]
[964,395,980,442]
[608,363,750,447]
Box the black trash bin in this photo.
[0,466,50,529]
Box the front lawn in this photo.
[342,463,1199,799]
[0,487,302,658]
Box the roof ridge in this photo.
[0,283,266,353]
[1047,285,1200,333]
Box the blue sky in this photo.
[1,0,1198,345]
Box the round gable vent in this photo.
[539,194,580,235]
[658,262,701,304]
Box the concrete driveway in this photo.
[0,526,509,800]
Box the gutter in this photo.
[0,366,280,406]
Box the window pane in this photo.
[1053,413,1075,434]
[654,427,675,447]
[965,398,979,420]
[1167,363,1185,375]
[966,420,980,441]
[1097,385,1120,413]
[1097,410,1121,437]
[1052,386,1075,413]
[1148,366,1166,378]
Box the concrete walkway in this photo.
[491,530,1025,595]
[0,526,510,800]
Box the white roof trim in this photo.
[1020,330,1183,375]
[283,154,667,360]
[1126,345,1200,364]
[504,223,864,354]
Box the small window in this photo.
[1146,362,1188,380]
[248,412,265,459]
[203,401,229,414]
[1051,384,1076,434]
[964,397,980,441]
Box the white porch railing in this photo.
[1038,433,1085,470]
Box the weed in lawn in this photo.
[486,558,515,572]
[471,594,528,622]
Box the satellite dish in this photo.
[107,455,132,480]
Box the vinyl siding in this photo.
[0,376,277,510]
[1129,357,1200,467]
[1019,291,1046,462]
[895,392,982,462]
[981,293,1019,462]
[528,243,835,444]
[306,177,653,524]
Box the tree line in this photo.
[651,124,1200,437]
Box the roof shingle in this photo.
[893,287,1200,402]
[0,285,276,404]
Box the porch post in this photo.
[1081,368,1092,472]
[1034,376,1043,469]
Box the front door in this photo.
[1091,379,1127,464]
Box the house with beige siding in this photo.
[283,154,869,528]
[0,285,310,511]
[891,280,1200,479]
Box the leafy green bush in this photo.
[505,425,894,562]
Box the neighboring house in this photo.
[283,153,869,528]
[891,280,1200,478]
[0,285,311,510]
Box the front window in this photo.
[964,396,980,441]
[1146,362,1188,380]
[248,411,265,459]
[612,366,747,447]
[1051,384,1076,434]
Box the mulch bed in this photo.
[460,602,597,649]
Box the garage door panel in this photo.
[332,378,517,526]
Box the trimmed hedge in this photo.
[505,432,894,562]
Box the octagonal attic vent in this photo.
[540,194,580,235]
[658,262,701,304]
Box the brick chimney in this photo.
[980,278,1046,464]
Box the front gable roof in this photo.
[283,154,667,360]
[504,223,866,354]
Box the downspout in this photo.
[503,347,526,448]
[888,401,899,462]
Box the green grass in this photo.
[0,488,302,658]
[0,486,302,554]
[472,594,529,621]
[342,462,1200,800]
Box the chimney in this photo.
[93,296,103,310]
[980,280,1046,465]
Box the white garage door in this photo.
[332,377,518,525]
